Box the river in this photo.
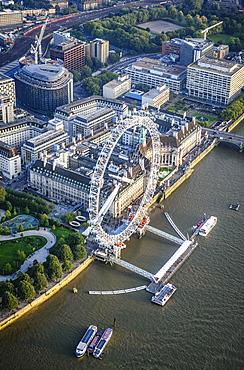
[0,124,243,370]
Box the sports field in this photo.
[138,20,183,34]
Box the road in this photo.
[0,1,161,68]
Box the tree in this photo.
[2,291,18,311]
[28,262,44,278]
[34,272,48,291]
[73,244,87,260]
[18,280,36,301]
[67,233,84,249]
[4,226,9,234]
[62,260,73,272]
[186,14,193,26]
[5,210,11,218]
[17,249,26,261]
[19,224,24,232]
[40,214,49,227]
[0,186,6,203]
[135,83,150,92]
[45,254,62,281]
[80,65,92,80]
[4,263,12,274]
[70,69,81,82]
[6,201,12,211]
[62,212,76,223]
[19,272,32,284]
[60,244,74,261]
[3,282,15,295]
[24,206,29,214]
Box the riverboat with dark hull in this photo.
[93,328,113,359]
[75,325,97,358]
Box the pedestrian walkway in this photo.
[0,228,56,282]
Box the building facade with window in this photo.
[14,64,73,113]
[187,56,244,105]
[124,58,187,94]
[0,140,21,179]
[50,39,85,72]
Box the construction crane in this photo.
[30,18,49,64]
[200,21,223,40]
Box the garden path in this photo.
[0,228,56,282]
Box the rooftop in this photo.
[189,56,243,75]
[18,64,68,82]
[31,159,91,188]
[128,58,187,78]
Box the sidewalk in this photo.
[0,227,56,282]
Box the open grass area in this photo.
[190,113,216,126]
[51,227,76,243]
[208,33,240,44]
[0,236,46,273]
[158,168,172,181]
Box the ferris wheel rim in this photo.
[88,115,161,246]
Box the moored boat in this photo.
[87,333,101,353]
[93,328,113,359]
[75,325,97,357]
[198,216,217,236]
[151,283,177,306]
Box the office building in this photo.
[124,58,187,94]
[207,0,239,8]
[103,75,131,99]
[187,56,244,105]
[162,38,182,56]
[54,96,128,139]
[90,38,109,64]
[14,64,73,113]
[49,0,68,10]
[180,38,214,67]
[0,73,15,104]
[213,44,229,59]
[29,159,91,207]
[50,39,85,72]
[0,10,22,29]
[0,141,21,179]
[141,84,170,109]
[0,33,12,46]
[21,129,69,165]
[0,117,47,148]
[0,94,14,123]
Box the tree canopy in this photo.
[45,254,62,281]
[2,291,18,311]
[18,280,36,301]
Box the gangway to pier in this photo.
[145,225,184,245]
[108,255,155,281]
[89,285,147,295]
[164,212,186,241]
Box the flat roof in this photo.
[189,56,243,75]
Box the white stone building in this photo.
[103,75,131,99]
[141,84,170,109]
[187,56,244,105]
[0,141,21,179]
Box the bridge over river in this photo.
[205,128,244,151]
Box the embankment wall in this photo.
[0,255,94,331]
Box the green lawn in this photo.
[190,113,216,127]
[208,33,240,44]
[0,236,47,273]
[51,227,76,243]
